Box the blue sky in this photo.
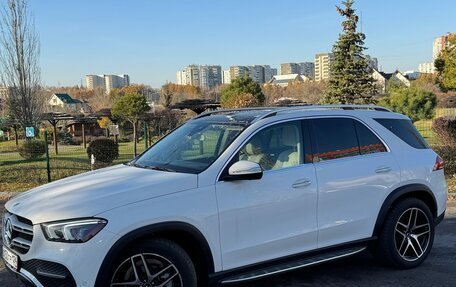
[29,0,456,88]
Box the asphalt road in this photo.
[1,201,455,287]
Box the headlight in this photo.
[41,218,107,243]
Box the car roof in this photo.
[191,105,408,125]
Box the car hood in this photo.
[5,164,198,224]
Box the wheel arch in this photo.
[94,221,215,286]
[373,184,437,236]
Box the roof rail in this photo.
[192,107,278,120]
[252,104,391,122]
[192,104,391,122]
[279,104,392,112]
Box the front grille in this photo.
[22,259,76,287]
[2,211,34,254]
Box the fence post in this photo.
[44,131,51,183]
[144,121,148,150]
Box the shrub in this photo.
[222,92,259,108]
[437,94,456,108]
[18,140,46,160]
[86,138,119,163]
[433,145,456,176]
[378,86,437,122]
[432,117,456,146]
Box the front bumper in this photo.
[3,225,119,287]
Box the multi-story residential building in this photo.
[85,75,106,90]
[280,63,300,75]
[314,53,334,81]
[418,62,435,74]
[176,65,222,89]
[85,74,130,93]
[230,65,250,81]
[263,65,277,82]
[433,33,454,61]
[105,74,130,94]
[280,62,315,79]
[248,65,265,84]
[298,62,315,79]
[223,70,231,84]
[200,65,222,89]
[183,65,201,87]
[176,70,188,85]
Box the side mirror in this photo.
[224,160,263,181]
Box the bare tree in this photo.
[0,0,43,131]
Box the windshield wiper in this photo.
[126,162,176,172]
[127,162,145,168]
[144,165,176,172]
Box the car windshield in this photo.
[132,120,246,174]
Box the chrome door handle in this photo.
[292,179,311,188]
[375,166,392,173]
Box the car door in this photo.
[310,117,401,248]
[215,120,318,270]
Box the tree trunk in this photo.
[14,126,18,146]
[133,121,137,157]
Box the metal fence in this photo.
[0,128,149,192]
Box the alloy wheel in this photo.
[111,253,183,287]
[394,207,431,262]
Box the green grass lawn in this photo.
[0,140,147,192]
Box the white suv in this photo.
[3,105,448,287]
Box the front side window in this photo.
[237,121,303,171]
[134,120,245,173]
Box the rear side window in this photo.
[374,118,429,149]
[311,118,359,161]
[354,121,387,155]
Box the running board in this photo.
[220,246,366,284]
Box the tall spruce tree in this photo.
[323,0,377,104]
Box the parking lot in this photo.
[1,201,455,287]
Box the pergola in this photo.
[67,116,99,149]
[41,112,74,154]
[170,99,220,114]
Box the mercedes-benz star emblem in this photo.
[4,218,13,248]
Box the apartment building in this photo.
[314,53,334,81]
[433,33,454,61]
[176,65,222,89]
[281,62,315,79]
[223,70,231,84]
[229,65,250,81]
[85,74,130,93]
[418,62,435,74]
[280,63,300,75]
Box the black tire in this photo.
[107,238,197,287]
[375,198,435,269]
